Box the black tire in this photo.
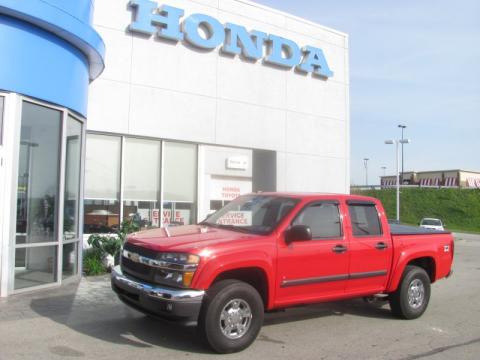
[389,265,431,319]
[197,279,264,353]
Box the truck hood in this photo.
[125,224,259,253]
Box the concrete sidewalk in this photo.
[0,275,207,359]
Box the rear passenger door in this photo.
[345,201,392,295]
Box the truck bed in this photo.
[389,223,451,235]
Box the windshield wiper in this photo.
[199,222,261,234]
[214,224,252,233]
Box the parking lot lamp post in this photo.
[363,158,369,186]
[385,139,410,222]
[398,125,407,183]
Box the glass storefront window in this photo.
[16,102,61,245]
[84,138,198,229]
[84,134,121,233]
[122,138,161,228]
[163,142,197,225]
[64,117,82,241]
[14,246,58,290]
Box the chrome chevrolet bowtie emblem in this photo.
[129,252,140,262]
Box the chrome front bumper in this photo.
[111,266,204,324]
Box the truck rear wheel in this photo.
[389,265,431,319]
[197,279,264,353]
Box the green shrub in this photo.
[83,219,140,275]
[83,248,106,276]
[87,234,122,258]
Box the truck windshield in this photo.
[200,195,299,235]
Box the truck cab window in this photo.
[292,203,342,239]
[348,204,382,236]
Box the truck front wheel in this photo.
[198,279,264,353]
[389,265,431,319]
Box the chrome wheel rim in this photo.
[407,279,425,309]
[219,299,252,339]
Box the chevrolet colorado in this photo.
[111,193,454,353]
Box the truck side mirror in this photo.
[286,225,312,244]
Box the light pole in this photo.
[385,139,410,222]
[363,158,369,186]
[381,166,387,176]
[398,124,407,184]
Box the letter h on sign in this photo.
[129,0,184,40]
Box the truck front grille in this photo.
[121,242,184,287]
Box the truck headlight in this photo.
[155,253,199,287]
[158,253,200,266]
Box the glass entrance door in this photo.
[13,101,83,291]
[14,102,61,289]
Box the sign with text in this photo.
[217,211,252,226]
[226,156,249,170]
[151,209,191,226]
[128,0,333,78]
[210,177,252,201]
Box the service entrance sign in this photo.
[217,211,252,226]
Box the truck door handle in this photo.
[375,242,388,250]
[332,244,347,253]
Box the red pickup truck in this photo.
[111,193,454,353]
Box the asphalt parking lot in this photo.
[0,233,479,360]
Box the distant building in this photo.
[380,170,480,188]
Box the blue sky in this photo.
[256,0,480,185]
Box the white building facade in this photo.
[0,0,349,296]
[86,0,350,232]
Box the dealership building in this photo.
[0,0,349,296]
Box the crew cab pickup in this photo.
[111,193,454,353]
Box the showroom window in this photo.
[122,137,161,227]
[84,136,198,232]
[84,134,121,233]
[163,142,197,225]
[13,100,84,291]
